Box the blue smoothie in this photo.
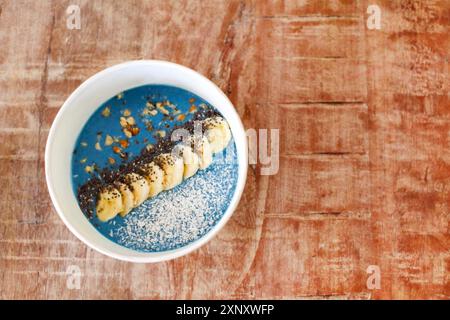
[71,85,238,252]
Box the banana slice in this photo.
[188,135,212,169]
[115,182,134,217]
[203,116,232,153]
[140,161,164,198]
[174,144,200,179]
[122,173,150,207]
[154,153,184,190]
[96,186,123,222]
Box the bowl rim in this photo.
[45,60,248,263]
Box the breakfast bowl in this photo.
[45,60,248,263]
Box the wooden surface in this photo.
[0,0,449,299]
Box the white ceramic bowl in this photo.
[45,60,248,263]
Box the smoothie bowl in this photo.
[45,60,247,262]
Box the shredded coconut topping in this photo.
[113,162,238,252]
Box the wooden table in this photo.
[0,0,448,299]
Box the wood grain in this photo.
[0,0,449,299]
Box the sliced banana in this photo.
[141,161,164,198]
[174,144,200,179]
[203,116,232,153]
[96,186,123,222]
[220,117,232,147]
[188,135,212,170]
[92,117,233,223]
[115,182,134,217]
[123,173,150,207]
[155,153,184,190]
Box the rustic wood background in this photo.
[0,0,449,299]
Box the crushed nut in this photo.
[123,128,132,138]
[126,116,135,125]
[156,130,166,138]
[130,127,140,136]
[101,107,111,117]
[145,122,153,131]
[85,165,94,173]
[80,158,87,164]
[80,142,88,147]
[149,109,158,116]
[146,144,154,151]
[108,157,115,165]
[104,134,114,146]
[119,151,128,159]
[123,109,131,117]
[113,146,122,154]
[95,142,102,151]
[119,139,129,148]
[156,102,169,115]
[120,117,128,127]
